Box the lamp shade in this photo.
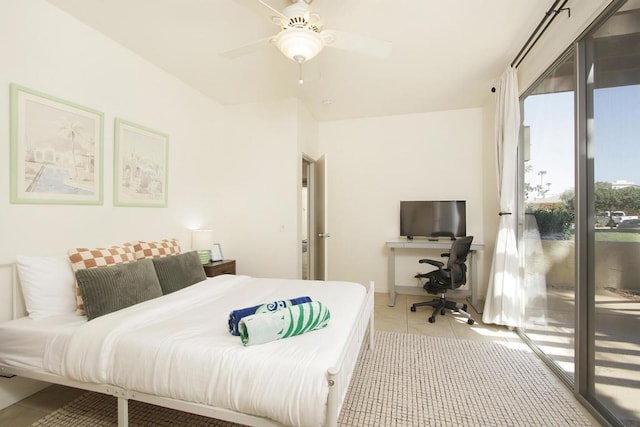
[191,229,215,251]
[275,27,324,62]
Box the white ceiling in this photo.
[45,0,551,121]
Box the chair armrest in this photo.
[440,252,450,258]
[418,259,444,269]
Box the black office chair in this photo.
[410,235,475,325]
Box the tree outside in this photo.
[526,178,640,239]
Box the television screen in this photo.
[400,200,466,239]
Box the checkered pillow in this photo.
[133,239,180,260]
[68,244,137,315]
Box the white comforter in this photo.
[44,275,367,427]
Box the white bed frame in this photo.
[0,280,375,427]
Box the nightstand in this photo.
[203,259,236,277]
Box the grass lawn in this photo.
[595,230,640,242]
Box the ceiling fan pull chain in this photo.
[298,61,304,85]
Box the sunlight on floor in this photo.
[523,287,640,424]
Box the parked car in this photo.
[617,218,640,229]
[597,211,639,226]
[610,211,625,223]
[602,210,628,224]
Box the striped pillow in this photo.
[133,239,180,260]
[68,243,137,315]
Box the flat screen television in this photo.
[400,200,466,239]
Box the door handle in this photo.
[318,232,331,238]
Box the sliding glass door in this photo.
[520,51,576,379]
[519,2,640,425]
[583,3,640,424]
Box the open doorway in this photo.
[301,154,328,280]
[302,158,311,280]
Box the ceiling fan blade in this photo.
[219,36,274,59]
[234,0,287,26]
[321,29,392,59]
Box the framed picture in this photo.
[10,84,104,205]
[211,243,224,262]
[114,118,169,207]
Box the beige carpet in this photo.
[31,331,593,427]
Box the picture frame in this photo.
[9,84,104,205]
[211,243,224,262]
[114,118,169,207]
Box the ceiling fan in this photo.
[221,0,392,76]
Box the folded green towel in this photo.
[239,301,330,346]
[228,296,312,336]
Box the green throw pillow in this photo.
[152,250,207,295]
[76,259,163,320]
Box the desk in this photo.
[386,240,484,312]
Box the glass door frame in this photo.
[516,45,577,389]
[515,2,630,425]
[578,2,634,424]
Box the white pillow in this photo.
[16,255,77,319]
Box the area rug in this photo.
[30,331,593,427]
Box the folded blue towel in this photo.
[228,296,312,336]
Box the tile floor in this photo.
[0,293,600,427]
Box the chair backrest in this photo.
[445,235,474,286]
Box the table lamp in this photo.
[191,229,215,264]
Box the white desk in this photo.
[386,240,485,312]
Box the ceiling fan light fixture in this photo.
[275,27,323,63]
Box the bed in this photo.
[0,273,375,427]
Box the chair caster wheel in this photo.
[428,317,436,323]
[462,304,468,311]
[467,319,475,325]
[410,306,416,312]
[440,309,445,316]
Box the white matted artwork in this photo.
[114,118,169,207]
[211,243,224,262]
[9,84,104,205]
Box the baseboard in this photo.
[466,296,484,314]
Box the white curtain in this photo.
[482,66,523,327]
[523,213,547,325]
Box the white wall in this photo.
[480,96,498,308]
[297,99,320,160]
[0,0,225,407]
[296,100,319,278]
[0,0,227,300]
[217,99,301,279]
[319,108,484,293]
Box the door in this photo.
[517,3,640,425]
[520,50,576,378]
[583,5,640,423]
[314,154,329,280]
